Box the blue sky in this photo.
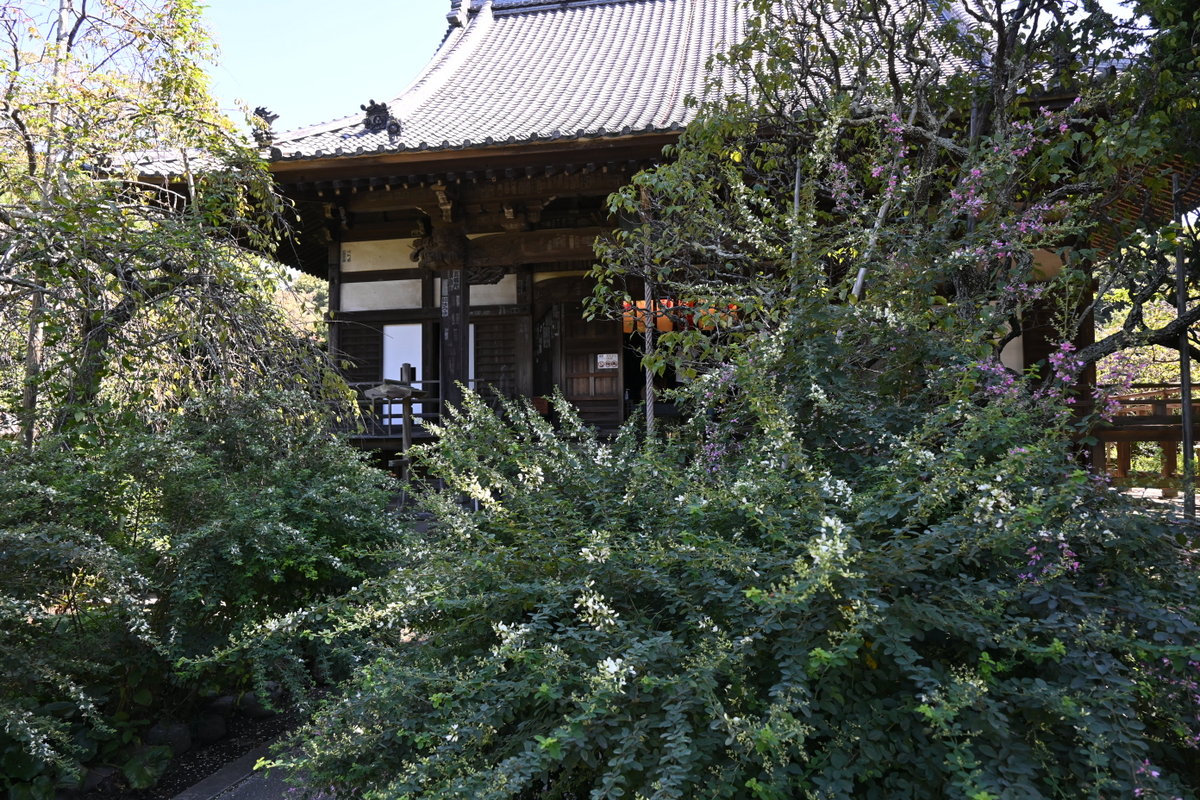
[204,1,449,133]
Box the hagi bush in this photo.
[252,0,1200,789]
[271,318,1200,798]
[0,391,401,796]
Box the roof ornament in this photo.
[252,106,278,146]
[411,222,468,270]
[360,99,403,137]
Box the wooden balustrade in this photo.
[1089,383,1200,492]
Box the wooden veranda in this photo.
[1091,384,1200,494]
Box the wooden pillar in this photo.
[422,271,437,411]
[1091,440,1108,475]
[441,268,470,412]
[515,267,534,397]
[1162,440,1179,498]
[1115,442,1132,479]
[327,242,342,361]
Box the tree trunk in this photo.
[54,298,136,434]
[20,290,43,449]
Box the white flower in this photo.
[581,545,610,564]
[820,515,845,536]
[493,621,532,647]
[518,463,545,488]
[598,656,634,689]
[575,581,620,631]
[810,515,850,564]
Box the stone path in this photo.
[170,745,330,800]
[1123,486,1200,527]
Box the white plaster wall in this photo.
[470,274,517,306]
[533,270,589,283]
[1032,248,1064,281]
[1000,334,1024,371]
[340,239,418,272]
[341,280,424,311]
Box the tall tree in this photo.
[594,0,1199,396]
[0,0,344,444]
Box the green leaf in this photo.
[123,746,173,790]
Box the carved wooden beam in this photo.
[465,228,606,267]
[431,181,456,222]
[500,196,555,232]
[339,172,628,213]
[413,226,469,270]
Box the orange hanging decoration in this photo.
[622,299,736,332]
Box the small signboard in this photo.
[596,353,619,370]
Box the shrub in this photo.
[0,391,401,796]
[271,374,1200,799]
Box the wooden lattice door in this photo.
[559,304,623,431]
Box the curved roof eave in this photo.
[270,125,686,169]
[269,128,685,179]
[266,0,748,165]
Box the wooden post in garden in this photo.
[1162,440,1179,499]
[640,187,655,436]
[1174,173,1195,519]
[400,362,414,483]
[1116,442,1132,480]
[644,279,655,435]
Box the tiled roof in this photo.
[269,0,748,162]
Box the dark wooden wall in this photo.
[337,321,383,383]
[473,317,519,398]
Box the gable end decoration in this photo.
[360,99,402,137]
[252,106,279,146]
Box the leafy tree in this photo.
[0,393,401,796]
[275,269,332,347]
[592,0,1198,388]
[0,3,400,795]
[0,0,346,445]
